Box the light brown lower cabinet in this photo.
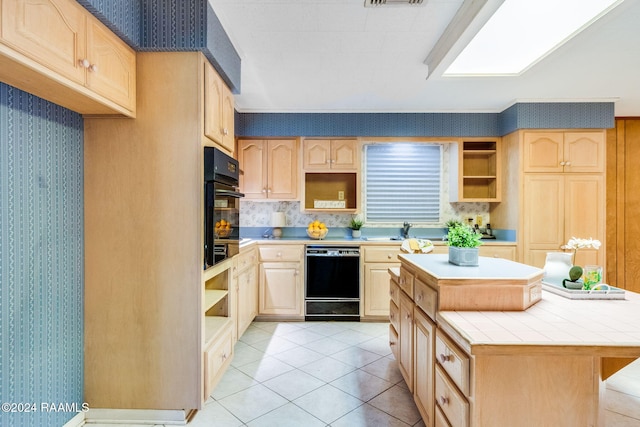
[258,245,304,317]
[203,328,233,400]
[413,308,435,426]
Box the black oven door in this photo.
[204,180,242,268]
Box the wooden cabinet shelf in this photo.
[450,139,501,202]
[204,289,228,312]
[303,172,358,211]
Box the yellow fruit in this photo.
[215,221,221,228]
[319,223,326,229]
[225,222,231,229]
[313,220,320,227]
[220,219,227,226]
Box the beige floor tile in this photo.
[236,356,295,382]
[331,403,411,427]
[272,345,325,367]
[262,370,325,401]
[217,384,287,424]
[360,357,404,384]
[368,385,422,425]
[330,369,394,401]
[187,400,244,427]
[302,336,353,356]
[330,346,384,368]
[293,384,363,423]
[211,366,258,400]
[246,402,326,427]
[299,356,357,382]
[248,335,299,355]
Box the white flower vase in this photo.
[543,252,573,283]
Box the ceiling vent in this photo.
[364,0,424,7]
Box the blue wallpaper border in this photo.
[236,103,615,137]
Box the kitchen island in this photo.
[393,254,640,427]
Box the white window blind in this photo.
[364,143,441,223]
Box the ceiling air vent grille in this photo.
[365,0,424,7]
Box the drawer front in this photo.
[435,330,470,395]
[390,279,400,306]
[478,245,516,260]
[414,278,437,320]
[363,246,401,262]
[389,300,399,332]
[435,365,469,427]
[389,323,399,361]
[236,248,257,272]
[259,245,302,262]
[204,329,233,398]
[399,268,414,298]
[435,405,452,427]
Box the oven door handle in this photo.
[215,189,245,198]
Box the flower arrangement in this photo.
[563,237,602,290]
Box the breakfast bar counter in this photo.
[393,254,640,427]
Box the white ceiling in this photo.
[208,0,640,115]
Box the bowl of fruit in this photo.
[307,220,328,240]
[215,219,233,238]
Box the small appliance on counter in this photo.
[204,147,244,268]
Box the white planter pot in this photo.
[448,246,479,266]
[351,229,361,238]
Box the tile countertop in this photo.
[239,237,516,246]
[437,287,640,357]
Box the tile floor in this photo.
[190,321,422,427]
[185,321,640,427]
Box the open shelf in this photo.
[303,172,358,211]
[205,289,228,312]
[450,139,501,202]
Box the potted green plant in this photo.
[349,216,364,238]
[446,223,482,266]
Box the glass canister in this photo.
[583,265,603,289]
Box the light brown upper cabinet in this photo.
[237,139,298,200]
[0,0,136,116]
[523,131,605,173]
[204,62,234,154]
[302,139,359,171]
[450,139,501,202]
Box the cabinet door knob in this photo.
[277,252,282,257]
[439,396,449,406]
[389,341,396,346]
[560,161,566,166]
[79,58,90,68]
[439,353,451,364]
[294,270,299,276]
[565,161,571,166]
[267,188,272,193]
[262,188,267,193]
[222,128,229,136]
[387,254,392,259]
[88,63,98,73]
[416,293,422,302]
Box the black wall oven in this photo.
[204,147,244,268]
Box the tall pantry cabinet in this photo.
[492,130,606,269]
[84,52,233,419]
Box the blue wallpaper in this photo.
[237,103,615,137]
[237,112,500,137]
[0,83,84,427]
[499,102,614,135]
[139,0,241,92]
[77,0,141,48]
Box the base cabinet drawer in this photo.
[390,300,399,332]
[435,329,470,395]
[435,365,469,427]
[204,329,233,399]
[435,405,452,427]
[414,278,437,320]
[389,324,399,361]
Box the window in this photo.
[364,143,442,224]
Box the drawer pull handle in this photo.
[439,396,449,406]
[387,254,392,259]
[389,341,396,346]
[416,293,422,302]
[439,353,452,364]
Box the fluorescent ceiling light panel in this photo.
[444,0,621,75]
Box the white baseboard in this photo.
[83,408,194,425]
[62,412,85,427]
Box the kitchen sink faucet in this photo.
[403,222,412,239]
